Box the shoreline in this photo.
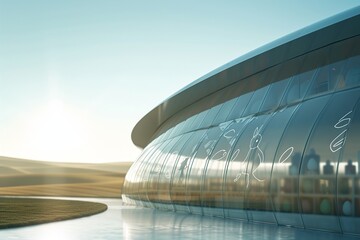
[0,197,108,229]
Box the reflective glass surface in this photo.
[212,98,237,126]
[201,121,236,217]
[281,69,315,106]
[260,78,289,112]
[123,36,360,235]
[226,92,253,121]
[337,55,360,90]
[186,122,232,214]
[170,130,206,212]
[221,117,253,220]
[299,91,359,231]
[242,86,270,117]
[198,104,223,128]
[336,91,360,234]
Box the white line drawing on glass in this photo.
[208,128,238,164]
[234,126,264,188]
[230,148,240,162]
[334,110,352,129]
[225,129,238,146]
[204,139,217,155]
[330,129,348,153]
[212,149,227,161]
[330,111,352,153]
[279,147,294,163]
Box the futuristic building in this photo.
[123,7,360,235]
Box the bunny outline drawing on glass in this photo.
[234,126,265,188]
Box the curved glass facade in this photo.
[123,16,360,235]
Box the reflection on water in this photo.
[0,198,357,240]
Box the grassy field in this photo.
[0,156,132,198]
[0,157,130,228]
[0,198,107,229]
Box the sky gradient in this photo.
[1,1,359,163]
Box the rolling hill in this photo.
[0,156,132,198]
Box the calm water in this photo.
[0,197,358,240]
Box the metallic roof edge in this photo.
[132,6,360,148]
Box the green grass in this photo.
[0,198,107,229]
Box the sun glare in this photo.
[23,99,87,162]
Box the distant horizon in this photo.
[0,154,133,164]
[1,1,359,163]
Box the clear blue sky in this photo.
[0,1,359,163]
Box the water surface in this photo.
[0,198,357,240]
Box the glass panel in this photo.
[124,147,152,185]
[151,115,178,144]
[146,137,180,207]
[123,145,156,204]
[186,122,232,214]
[155,134,193,210]
[222,115,270,220]
[201,121,237,217]
[198,104,222,128]
[281,69,315,106]
[212,98,238,126]
[236,115,273,222]
[187,109,209,132]
[305,60,345,98]
[160,125,175,142]
[170,106,203,137]
[226,92,253,121]
[134,141,167,207]
[182,113,201,133]
[142,141,176,207]
[170,130,207,212]
[271,95,330,227]
[151,131,169,146]
[154,115,181,144]
[337,55,360,90]
[148,131,165,148]
[242,86,270,117]
[337,90,360,235]
[244,105,297,223]
[260,78,290,112]
[167,119,187,139]
[220,117,252,220]
[299,90,359,231]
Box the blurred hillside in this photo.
[0,156,132,198]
